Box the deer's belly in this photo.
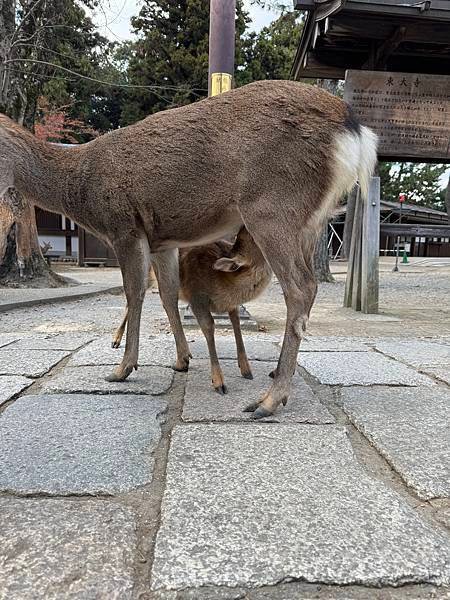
[150,208,242,252]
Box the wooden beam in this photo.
[380,224,450,237]
[362,26,407,69]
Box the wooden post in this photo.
[361,176,380,314]
[344,186,361,308]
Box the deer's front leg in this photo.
[151,249,191,372]
[106,237,150,382]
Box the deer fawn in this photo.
[0,80,377,418]
[112,227,272,393]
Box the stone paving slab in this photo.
[9,332,95,351]
[187,335,280,362]
[0,283,123,312]
[151,424,450,590]
[0,375,33,406]
[374,340,450,369]
[40,365,174,396]
[182,361,334,423]
[0,348,70,377]
[425,368,450,385]
[0,333,20,348]
[0,498,136,599]
[339,387,450,500]
[276,337,372,353]
[300,336,369,352]
[68,334,175,367]
[0,394,166,495]
[299,352,434,386]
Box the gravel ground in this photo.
[0,260,448,339]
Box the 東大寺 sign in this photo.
[344,70,450,161]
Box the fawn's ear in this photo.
[213,257,243,272]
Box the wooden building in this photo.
[330,201,450,259]
[35,208,78,259]
[292,0,450,81]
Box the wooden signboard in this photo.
[344,70,450,161]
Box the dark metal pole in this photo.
[208,0,235,96]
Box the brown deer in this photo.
[112,227,272,393]
[0,80,377,418]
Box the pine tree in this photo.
[379,162,448,211]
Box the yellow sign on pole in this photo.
[210,73,232,97]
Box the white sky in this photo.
[90,0,279,42]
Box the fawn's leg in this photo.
[191,296,227,394]
[112,307,128,348]
[106,236,150,382]
[151,249,191,371]
[228,308,253,380]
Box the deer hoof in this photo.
[111,340,121,349]
[214,384,228,395]
[105,372,126,382]
[269,369,277,379]
[243,401,259,413]
[172,361,189,372]
[251,406,273,419]
[242,371,254,380]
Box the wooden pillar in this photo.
[361,177,380,313]
[344,177,380,314]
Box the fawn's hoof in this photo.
[243,401,259,412]
[214,384,228,395]
[111,340,121,349]
[251,406,273,420]
[269,369,277,379]
[242,371,254,380]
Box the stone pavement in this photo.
[0,316,449,598]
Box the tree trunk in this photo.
[0,0,15,111]
[0,204,64,287]
[342,187,358,259]
[314,224,334,283]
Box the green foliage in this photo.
[379,162,449,211]
[118,0,302,125]
[237,12,302,86]
[3,0,116,138]
[119,0,250,125]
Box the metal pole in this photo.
[208,0,235,96]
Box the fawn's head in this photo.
[213,227,265,272]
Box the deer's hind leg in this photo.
[191,296,227,394]
[229,308,253,380]
[106,236,150,382]
[240,201,318,418]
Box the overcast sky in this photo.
[90,0,279,41]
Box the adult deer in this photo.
[0,80,377,418]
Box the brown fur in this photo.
[0,80,376,418]
[112,228,272,391]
